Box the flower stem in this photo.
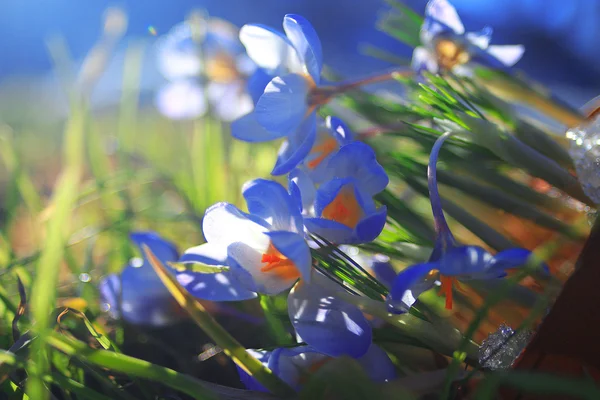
[428,131,457,250]
[311,68,413,105]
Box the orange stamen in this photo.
[260,244,300,281]
[439,275,455,310]
[321,185,363,228]
[307,137,338,169]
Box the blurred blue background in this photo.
[0,0,599,108]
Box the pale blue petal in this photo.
[490,247,548,275]
[288,277,372,358]
[466,26,493,49]
[357,345,397,382]
[355,206,387,244]
[231,112,288,142]
[267,231,312,283]
[227,231,304,295]
[283,14,323,83]
[486,45,525,67]
[239,24,299,72]
[246,67,274,104]
[104,232,183,326]
[242,178,303,233]
[271,112,317,175]
[370,259,396,289]
[207,81,252,122]
[176,243,257,301]
[255,74,310,136]
[288,167,316,214]
[411,46,439,74]
[388,263,435,313]
[325,116,354,145]
[130,231,179,263]
[202,202,270,249]
[155,81,207,120]
[325,142,389,196]
[425,0,465,35]
[437,245,494,278]
[304,217,354,244]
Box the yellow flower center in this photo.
[435,38,470,71]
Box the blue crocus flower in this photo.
[287,270,373,358]
[290,141,389,244]
[231,14,326,175]
[302,116,355,184]
[99,232,185,326]
[181,179,312,296]
[412,0,525,75]
[238,344,396,392]
[156,18,258,121]
[387,132,546,312]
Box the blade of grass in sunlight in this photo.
[143,245,296,397]
[26,99,85,400]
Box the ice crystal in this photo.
[479,324,532,370]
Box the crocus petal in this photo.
[288,277,372,358]
[411,46,439,74]
[304,217,354,244]
[357,345,397,382]
[202,202,270,249]
[425,0,465,35]
[239,24,301,73]
[207,81,253,122]
[246,67,274,104]
[271,112,317,175]
[177,243,257,301]
[242,179,304,233]
[231,112,288,142]
[288,167,316,214]
[130,231,179,263]
[325,116,354,145]
[355,206,387,244]
[227,231,305,295]
[155,81,207,120]
[156,22,202,80]
[437,245,494,278]
[466,26,493,49]
[270,346,330,390]
[325,142,389,196]
[486,44,525,67]
[255,74,311,136]
[388,263,435,313]
[267,231,312,283]
[370,258,396,289]
[283,14,323,83]
[491,248,550,275]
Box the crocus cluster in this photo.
[98,4,541,392]
[171,14,396,390]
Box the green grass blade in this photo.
[26,100,85,400]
